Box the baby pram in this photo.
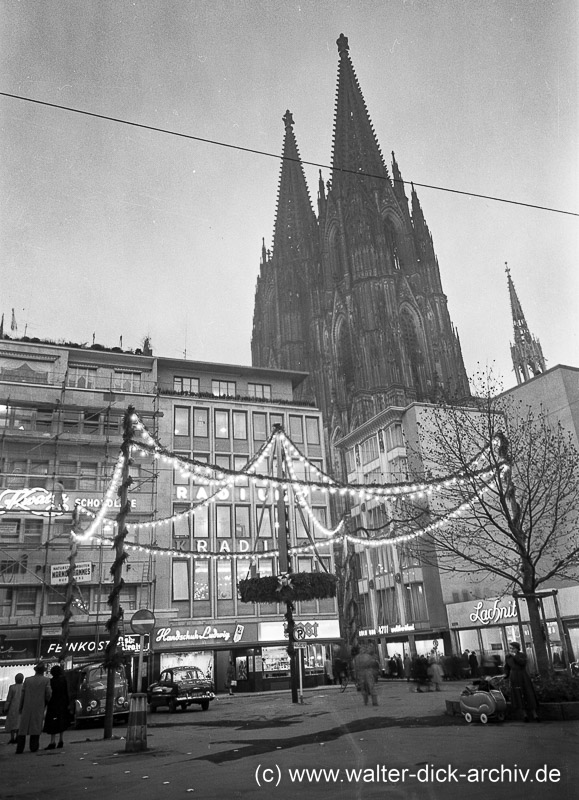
[459,676,507,724]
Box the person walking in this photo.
[352,647,379,706]
[504,642,540,722]
[427,658,444,691]
[468,650,479,679]
[324,656,334,685]
[4,673,24,744]
[43,665,71,749]
[15,663,51,754]
[225,661,236,697]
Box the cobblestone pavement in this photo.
[2,680,578,800]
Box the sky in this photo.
[1,0,577,390]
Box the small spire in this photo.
[283,110,294,130]
[505,262,546,385]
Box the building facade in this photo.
[0,337,339,699]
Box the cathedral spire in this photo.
[272,110,317,257]
[506,262,546,384]
[331,34,388,186]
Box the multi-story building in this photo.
[0,337,339,698]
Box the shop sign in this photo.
[171,539,251,554]
[359,625,389,637]
[390,624,415,633]
[43,634,149,657]
[50,562,92,585]
[469,599,517,626]
[259,618,340,643]
[0,486,136,517]
[155,623,246,646]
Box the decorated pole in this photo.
[103,406,134,740]
[59,502,81,661]
[274,426,299,704]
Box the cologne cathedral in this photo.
[252,34,470,461]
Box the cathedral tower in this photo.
[252,34,470,463]
[505,262,546,384]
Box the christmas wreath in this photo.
[238,572,337,604]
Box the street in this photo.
[2,680,578,800]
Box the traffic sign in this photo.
[130,609,156,635]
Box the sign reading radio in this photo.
[469,599,517,626]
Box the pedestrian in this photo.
[403,654,412,682]
[414,655,430,692]
[352,646,379,706]
[468,650,479,679]
[504,642,540,722]
[43,665,71,749]
[4,673,24,744]
[15,663,51,754]
[427,658,444,691]
[225,661,236,697]
[324,656,334,685]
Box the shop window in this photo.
[174,407,190,437]
[235,506,250,538]
[216,506,231,538]
[15,587,37,616]
[174,376,199,394]
[212,380,236,397]
[247,383,271,400]
[172,560,190,601]
[305,417,320,445]
[215,410,229,439]
[233,411,247,440]
[289,415,304,443]
[193,561,210,600]
[217,561,233,599]
[193,408,209,438]
[253,413,267,441]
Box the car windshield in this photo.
[173,668,203,681]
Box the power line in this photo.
[1,91,578,218]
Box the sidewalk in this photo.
[2,679,577,800]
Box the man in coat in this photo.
[16,663,52,753]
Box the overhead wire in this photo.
[1,91,577,218]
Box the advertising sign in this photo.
[50,562,92,585]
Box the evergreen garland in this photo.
[238,572,338,604]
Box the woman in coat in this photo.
[43,664,71,749]
[504,642,540,722]
[4,673,24,743]
[16,663,52,753]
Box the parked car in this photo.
[147,666,215,712]
[66,662,130,725]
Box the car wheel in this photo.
[201,701,210,711]
[168,698,177,713]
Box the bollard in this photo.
[125,693,148,752]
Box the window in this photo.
[68,366,97,389]
[46,587,66,613]
[193,408,209,437]
[193,561,209,600]
[0,405,33,430]
[217,561,233,599]
[23,519,43,544]
[257,506,272,537]
[172,514,191,540]
[83,411,100,435]
[405,582,428,622]
[215,410,229,439]
[233,455,249,486]
[192,506,209,538]
[94,586,137,612]
[215,454,230,473]
[62,410,80,434]
[5,459,26,487]
[173,452,190,486]
[0,555,27,575]
[0,588,13,614]
[247,383,271,400]
[289,416,304,443]
[36,409,53,433]
[257,557,274,577]
[270,413,284,431]
[216,506,231,538]
[385,423,404,451]
[15,587,37,616]
[113,371,141,392]
[58,461,78,491]
[30,461,50,488]
[212,380,236,397]
[233,411,247,440]
[305,417,320,445]
[174,406,190,437]
[253,413,267,441]
[235,506,250,538]
[294,509,308,540]
[360,436,379,465]
[0,519,20,542]
[79,462,99,490]
[174,376,199,394]
[172,560,190,601]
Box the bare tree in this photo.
[413,377,579,677]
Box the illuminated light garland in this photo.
[72,453,126,542]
